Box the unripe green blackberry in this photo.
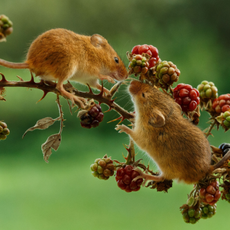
[128,54,150,75]
[180,204,201,224]
[201,204,217,219]
[197,81,218,100]
[151,61,180,89]
[216,110,230,131]
[90,155,115,180]
[0,15,13,40]
[0,121,10,140]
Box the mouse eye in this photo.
[142,93,145,98]
[114,57,119,64]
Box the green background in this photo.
[0,0,230,229]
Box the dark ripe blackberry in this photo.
[218,143,230,156]
[78,103,104,129]
[115,165,143,192]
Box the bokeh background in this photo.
[1,0,230,229]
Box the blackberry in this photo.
[151,61,180,89]
[173,83,200,113]
[78,103,104,129]
[180,204,201,224]
[201,204,217,219]
[218,143,230,156]
[212,94,230,114]
[0,121,10,140]
[199,180,221,206]
[115,165,143,192]
[90,155,115,180]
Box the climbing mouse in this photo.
[0,28,128,107]
[116,80,230,184]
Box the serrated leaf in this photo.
[41,133,61,162]
[22,117,56,138]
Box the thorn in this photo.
[107,115,124,124]
[0,73,7,82]
[16,75,24,81]
[36,90,49,103]
[86,84,93,94]
[29,71,35,83]
[98,81,104,97]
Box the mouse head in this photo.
[129,80,175,127]
[90,34,128,81]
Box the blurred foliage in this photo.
[1,0,230,229]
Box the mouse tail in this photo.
[209,150,230,173]
[0,58,29,69]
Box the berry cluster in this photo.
[78,104,104,129]
[180,205,201,224]
[201,204,217,219]
[91,155,115,180]
[212,94,230,114]
[199,180,221,206]
[197,81,218,100]
[115,165,143,192]
[131,44,159,68]
[151,60,180,89]
[173,83,200,113]
[0,15,13,41]
[0,121,10,140]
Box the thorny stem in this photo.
[56,95,64,135]
[126,138,135,165]
[205,119,217,138]
[0,73,134,122]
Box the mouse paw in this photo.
[115,124,131,134]
[132,167,164,186]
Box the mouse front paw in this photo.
[115,124,131,134]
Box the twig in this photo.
[0,73,134,122]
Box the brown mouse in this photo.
[0,28,128,107]
[116,80,230,184]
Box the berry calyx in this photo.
[115,165,143,192]
[173,84,200,113]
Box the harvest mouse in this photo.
[116,80,230,184]
[0,28,128,107]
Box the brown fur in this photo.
[118,80,213,184]
[0,28,128,107]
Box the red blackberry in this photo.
[173,83,200,112]
[199,180,221,206]
[115,165,143,192]
[78,104,104,129]
[131,44,159,68]
[212,94,230,114]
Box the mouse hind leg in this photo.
[56,79,86,108]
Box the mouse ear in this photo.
[90,34,106,47]
[148,110,165,128]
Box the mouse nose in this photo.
[129,80,141,95]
